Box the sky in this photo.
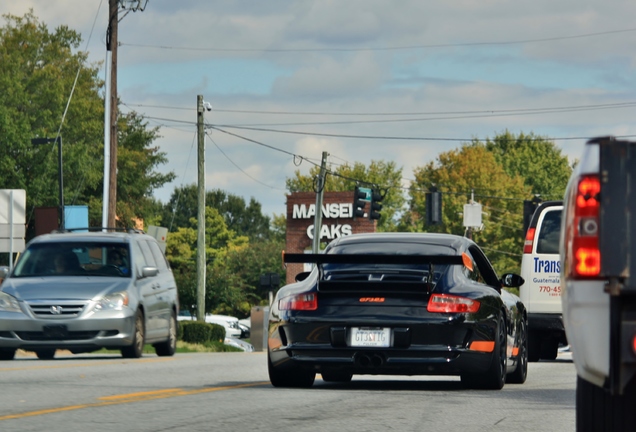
[1,0,635,219]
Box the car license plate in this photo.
[42,325,68,340]
[349,327,390,347]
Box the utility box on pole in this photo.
[250,306,270,352]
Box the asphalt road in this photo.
[0,350,575,432]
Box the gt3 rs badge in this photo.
[359,297,385,302]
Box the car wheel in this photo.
[35,349,56,360]
[462,313,506,390]
[0,349,16,360]
[121,309,145,359]
[507,316,528,384]
[268,351,315,388]
[154,312,177,357]
[577,375,636,431]
[528,330,541,363]
[321,370,353,383]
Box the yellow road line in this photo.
[0,381,269,421]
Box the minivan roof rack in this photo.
[52,227,145,234]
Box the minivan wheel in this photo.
[155,312,177,357]
[121,309,145,358]
[35,349,56,360]
[0,349,16,360]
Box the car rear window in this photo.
[321,242,454,284]
[536,209,562,254]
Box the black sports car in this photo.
[268,233,528,389]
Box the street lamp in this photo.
[31,136,64,230]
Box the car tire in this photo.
[35,349,56,360]
[268,351,315,388]
[507,316,528,384]
[0,349,16,360]
[154,312,177,357]
[321,370,353,383]
[121,309,145,359]
[462,313,506,390]
[577,375,636,431]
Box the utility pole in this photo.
[106,0,118,228]
[104,0,148,228]
[196,95,206,321]
[312,151,329,254]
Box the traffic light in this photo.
[523,196,542,233]
[425,187,442,225]
[369,189,383,220]
[353,186,367,219]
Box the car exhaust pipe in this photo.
[370,354,384,367]
[355,353,384,368]
[355,353,371,367]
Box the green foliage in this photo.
[286,160,405,231]
[161,185,273,241]
[179,320,226,344]
[207,239,285,317]
[0,11,103,214]
[0,11,175,235]
[482,131,572,200]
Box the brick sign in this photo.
[285,191,376,283]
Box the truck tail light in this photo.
[523,227,536,254]
[279,293,317,311]
[567,174,601,278]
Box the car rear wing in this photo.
[283,253,464,265]
[284,253,465,295]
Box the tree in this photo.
[161,185,273,241]
[286,160,405,231]
[0,11,103,226]
[482,131,572,201]
[400,143,530,274]
[0,11,175,234]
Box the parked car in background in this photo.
[269,233,528,389]
[0,229,179,360]
[178,311,242,339]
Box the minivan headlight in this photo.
[0,292,21,313]
[95,292,129,311]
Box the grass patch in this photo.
[91,340,243,355]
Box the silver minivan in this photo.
[0,229,179,360]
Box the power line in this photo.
[205,131,287,192]
[119,27,636,53]
[123,100,636,118]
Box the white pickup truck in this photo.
[560,136,636,431]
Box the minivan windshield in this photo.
[13,242,131,278]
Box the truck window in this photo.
[536,210,561,255]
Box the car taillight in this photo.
[427,293,480,313]
[523,227,536,254]
[278,293,317,311]
[569,174,601,278]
